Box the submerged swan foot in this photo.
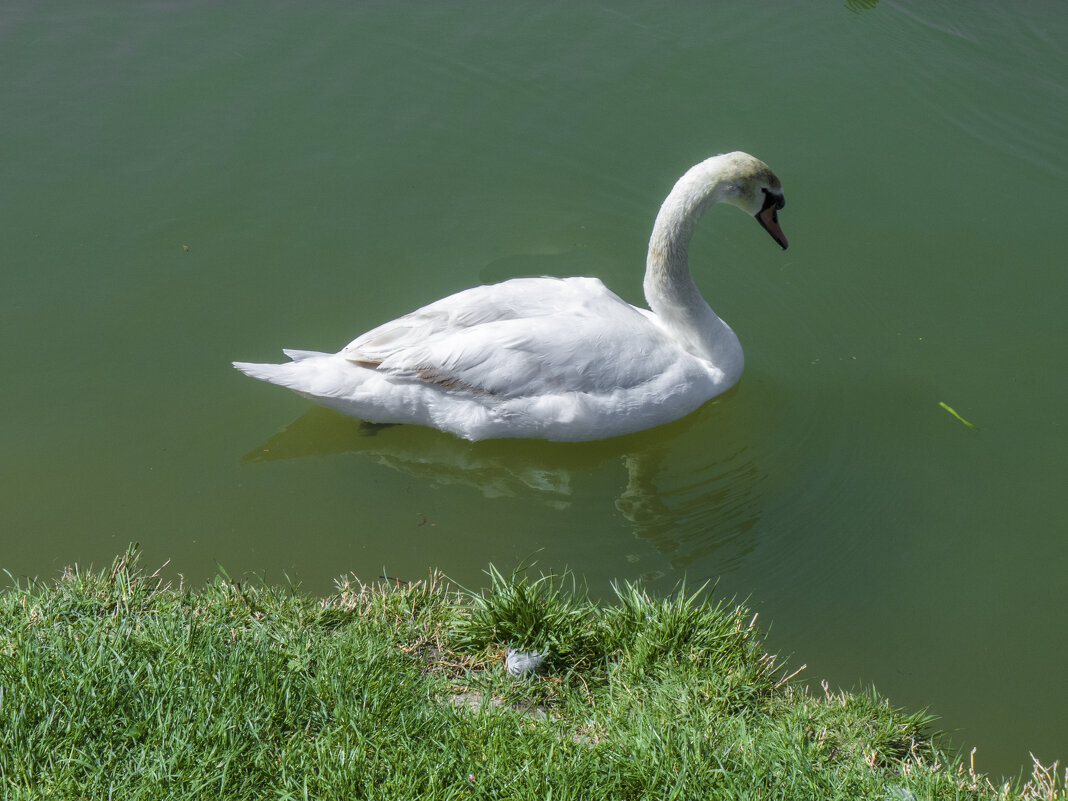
[359,421,400,436]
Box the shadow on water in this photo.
[240,395,768,573]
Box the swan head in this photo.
[708,152,789,250]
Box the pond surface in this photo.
[1,1,1065,780]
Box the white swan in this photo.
[234,151,788,442]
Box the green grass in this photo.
[0,547,1063,800]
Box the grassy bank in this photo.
[0,549,1063,800]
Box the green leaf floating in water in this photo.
[939,402,978,430]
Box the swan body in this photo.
[234,151,788,442]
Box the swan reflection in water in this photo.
[241,398,765,573]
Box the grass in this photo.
[0,547,1063,800]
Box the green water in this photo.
[2,1,1065,779]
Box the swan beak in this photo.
[757,205,789,250]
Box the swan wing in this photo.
[340,276,681,399]
[342,277,591,360]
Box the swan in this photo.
[234,151,788,442]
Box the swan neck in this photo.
[642,161,738,368]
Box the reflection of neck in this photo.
[642,161,740,376]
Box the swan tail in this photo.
[233,353,359,400]
[234,355,403,426]
[232,359,302,387]
[233,349,331,385]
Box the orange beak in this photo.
[757,204,788,250]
